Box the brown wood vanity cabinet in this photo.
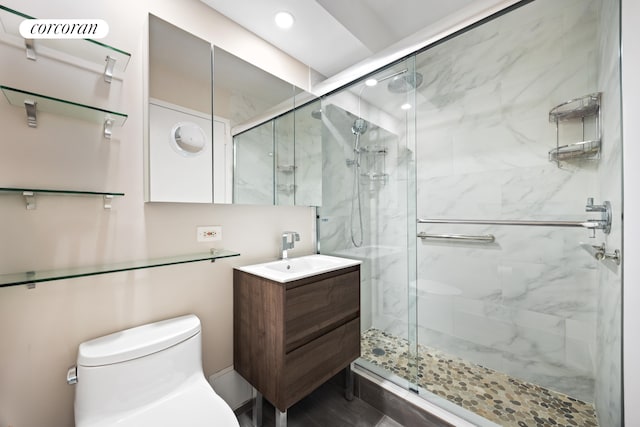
[233,264,361,412]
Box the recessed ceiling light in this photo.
[275,11,294,29]
[401,103,412,110]
[365,78,378,87]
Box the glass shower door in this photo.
[317,58,419,393]
[412,0,622,425]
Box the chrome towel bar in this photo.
[417,232,495,243]
[417,218,606,230]
[418,198,612,236]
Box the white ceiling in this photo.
[200,0,477,78]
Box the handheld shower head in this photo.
[352,118,368,135]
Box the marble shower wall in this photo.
[410,0,611,403]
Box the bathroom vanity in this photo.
[233,255,361,416]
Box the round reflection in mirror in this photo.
[170,122,207,156]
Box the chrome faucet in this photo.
[585,197,612,237]
[281,231,300,259]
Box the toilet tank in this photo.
[74,315,206,425]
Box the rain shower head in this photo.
[352,118,368,135]
[387,72,423,93]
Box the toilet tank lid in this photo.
[77,314,201,367]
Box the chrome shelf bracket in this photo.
[24,38,36,60]
[103,55,116,83]
[103,194,114,209]
[23,191,36,210]
[103,118,113,139]
[24,99,37,128]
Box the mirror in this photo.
[145,14,321,205]
[232,100,323,206]
[291,101,322,206]
[146,15,214,203]
[214,46,322,206]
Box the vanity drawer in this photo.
[285,269,360,352]
[283,317,360,409]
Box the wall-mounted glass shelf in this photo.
[0,5,131,80]
[1,85,127,138]
[0,187,125,209]
[0,249,241,288]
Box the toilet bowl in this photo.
[70,314,239,427]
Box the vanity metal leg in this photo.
[275,409,287,427]
[345,364,354,401]
[252,390,263,427]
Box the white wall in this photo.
[622,0,640,425]
[0,1,315,426]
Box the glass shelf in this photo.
[0,5,131,74]
[0,187,124,196]
[1,85,127,134]
[0,187,125,209]
[0,250,241,288]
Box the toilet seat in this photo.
[80,377,239,427]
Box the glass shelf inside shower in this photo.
[1,85,127,132]
[0,5,131,74]
[0,250,241,288]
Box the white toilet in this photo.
[70,314,240,427]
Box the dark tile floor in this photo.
[236,381,404,427]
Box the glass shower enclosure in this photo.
[317,0,622,426]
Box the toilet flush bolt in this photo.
[67,366,77,385]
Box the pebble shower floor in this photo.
[360,329,599,427]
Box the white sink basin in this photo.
[235,254,361,283]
